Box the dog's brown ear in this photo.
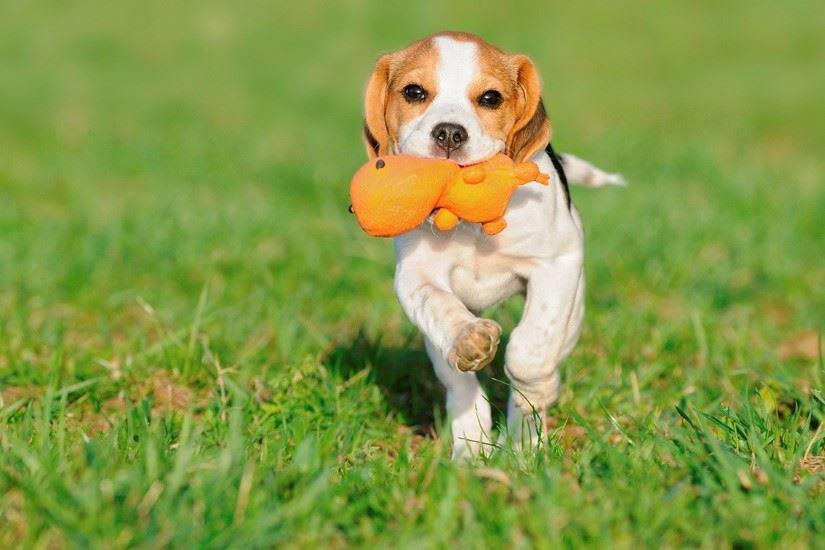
[506,55,551,163]
[363,54,393,159]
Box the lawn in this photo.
[1,0,824,547]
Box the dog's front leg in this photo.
[504,254,585,449]
[424,337,493,461]
[394,263,499,460]
[394,262,501,373]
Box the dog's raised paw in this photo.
[448,319,501,372]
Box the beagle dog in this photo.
[362,32,623,460]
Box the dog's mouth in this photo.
[437,149,475,166]
[422,143,503,167]
[418,150,496,168]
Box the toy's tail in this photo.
[558,152,626,188]
[515,161,550,185]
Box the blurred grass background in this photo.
[1,0,824,547]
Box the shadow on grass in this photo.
[325,330,442,433]
[325,329,512,434]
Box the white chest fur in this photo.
[443,228,528,312]
[393,151,582,310]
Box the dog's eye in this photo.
[402,84,427,103]
[478,89,503,109]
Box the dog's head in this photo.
[362,32,550,165]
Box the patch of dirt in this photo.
[545,416,587,451]
[759,300,794,325]
[0,489,26,546]
[0,386,40,408]
[777,330,822,361]
[799,455,825,474]
[62,372,210,437]
[149,373,195,412]
[658,296,689,322]
[797,455,825,496]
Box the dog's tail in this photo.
[546,143,625,188]
[558,152,626,188]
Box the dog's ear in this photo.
[506,55,551,163]
[363,54,393,159]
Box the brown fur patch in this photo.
[362,38,439,158]
[505,55,551,161]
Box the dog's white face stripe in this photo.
[395,36,504,164]
[433,36,476,107]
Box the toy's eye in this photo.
[402,84,427,103]
[375,159,385,169]
[478,89,503,109]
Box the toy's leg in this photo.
[433,208,459,231]
[461,165,486,185]
[504,255,584,450]
[481,217,507,235]
[426,337,493,461]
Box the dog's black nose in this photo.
[431,122,468,154]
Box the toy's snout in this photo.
[349,156,447,238]
[348,158,388,215]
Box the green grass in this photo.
[1,0,824,547]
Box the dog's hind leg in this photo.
[504,254,585,449]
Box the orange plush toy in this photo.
[349,153,550,237]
